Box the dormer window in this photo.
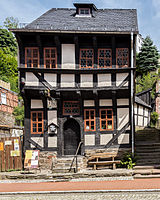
[79,8,90,15]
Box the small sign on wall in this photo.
[0,142,4,151]
[10,150,20,157]
[24,150,39,168]
[14,139,19,151]
[5,140,12,146]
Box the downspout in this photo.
[131,32,134,155]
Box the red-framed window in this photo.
[44,48,57,69]
[63,101,80,115]
[84,109,96,131]
[25,47,39,68]
[98,48,112,68]
[80,49,94,68]
[100,109,114,131]
[79,8,90,15]
[116,48,129,68]
[31,111,43,134]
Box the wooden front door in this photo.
[64,119,80,155]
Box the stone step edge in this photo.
[134,174,160,179]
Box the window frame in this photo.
[99,109,114,131]
[25,47,39,68]
[79,48,94,69]
[98,48,112,68]
[116,48,129,68]
[44,47,57,69]
[31,111,44,134]
[79,8,90,15]
[84,109,96,132]
[63,101,80,116]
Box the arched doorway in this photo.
[63,118,81,155]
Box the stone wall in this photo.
[0,111,15,127]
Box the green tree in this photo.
[13,105,24,126]
[136,36,159,75]
[0,29,17,56]
[136,73,158,98]
[4,17,19,29]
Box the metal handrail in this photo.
[69,141,83,173]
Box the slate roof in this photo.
[135,96,152,109]
[21,8,138,33]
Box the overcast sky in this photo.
[0,0,160,50]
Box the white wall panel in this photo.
[84,135,95,146]
[61,74,75,87]
[62,44,75,69]
[44,73,57,87]
[99,99,112,106]
[100,134,112,145]
[31,137,43,148]
[117,108,129,130]
[48,137,57,148]
[80,74,93,87]
[118,134,129,144]
[117,99,129,106]
[84,100,95,107]
[25,72,39,86]
[116,73,129,87]
[31,99,43,109]
[48,110,57,125]
[98,74,111,87]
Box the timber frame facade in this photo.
[12,3,139,156]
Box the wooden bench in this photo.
[88,153,121,170]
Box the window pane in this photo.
[27,59,32,68]
[27,49,32,57]
[32,113,36,121]
[51,60,56,68]
[32,123,37,132]
[107,121,113,129]
[45,49,50,58]
[38,123,42,132]
[90,111,94,119]
[101,121,106,130]
[38,113,42,121]
[33,49,38,58]
[51,49,55,58]
[46,60,50,68]
[33,59,38,68]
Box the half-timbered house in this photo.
[12,3,142,162]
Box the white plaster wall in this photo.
[134,104,137,114]
[98,74,111,87]
[100,134,112,145]
[138,106,143,115]
[144,108,148,117]
[144,117,148,127]
[80,74,93,87]
[117,108,129,130]
[48,110,57,125]
[116,73,129,87]
[117,99,129,106]
[118,134,129,145]
[44,73,57,87]
[62,44,75,69]
[134,115,137,126]
[84,135,95,146]
[31,99,43,109]
[84,100,95,107]
[61,74,75,88]
[25,72,39,86]
[138,116,143,126]
[48,137,57,148]
[99,99,112,107]
[31,137,43,148]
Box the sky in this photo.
[0,0,160,50]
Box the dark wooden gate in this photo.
[0,137,22,172]
[64,119,80,155]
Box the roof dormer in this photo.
[74,3,97,17]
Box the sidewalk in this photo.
[1,179,160,194]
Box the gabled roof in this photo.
[135,96,152,109]
[12,8,138,33]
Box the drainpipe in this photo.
[131,32,134,156]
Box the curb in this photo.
[1,189,160,195]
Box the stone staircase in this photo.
[52,155,87,173]
[134,128,160,178]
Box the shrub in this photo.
[120,153,136,169]
[151,112,159,127]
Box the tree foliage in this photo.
[136,73,158,98]
[136,36,159,75]
[4,17,19,29]
[13,105,24,126]
[0,29,17,56]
